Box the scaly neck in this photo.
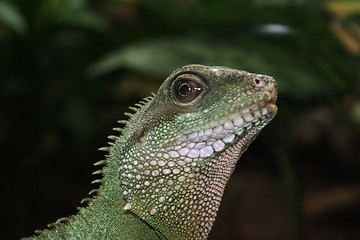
[31,150,164,240]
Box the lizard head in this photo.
[116,64,277,239]
[157,64,277,146]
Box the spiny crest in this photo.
[94,159,106,166]
[23,216,72,239]
[91,98,149,201]
[88,189,99,195]
[128,106,139,112]
[46,218,69,229]
[92,169,103,175]
[80,198,91,204]
[92,93,156,191]
[98,147,111,152]
[96,93,155,156]
[112,127,123,133]
[107,135,120,141]
[91,179,102,184]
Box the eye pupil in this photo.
[172,74,204,105]
[179,83,191,96]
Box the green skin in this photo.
[25,65,278,240]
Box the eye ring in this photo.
[171,74,205,105]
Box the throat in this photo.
[117,142,244,240]
[35,155,163,240]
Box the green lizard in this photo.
[24,64,278,240]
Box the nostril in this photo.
[253,77,265,88]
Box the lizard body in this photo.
[25,64,278,239]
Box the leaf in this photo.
[0,1,27,35]
[56,9,110,32]
[88,36,329,98]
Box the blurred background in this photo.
[1,0,359,239]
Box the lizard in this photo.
[24,64,278,240]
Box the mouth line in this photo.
[244,99,277,123]
[262,102,278,116]
[257,90,278,117]
[267,97,276,104]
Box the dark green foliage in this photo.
[1,0,359,239]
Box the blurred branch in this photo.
[326,0,360,17]
[276,144,302,240]
[304,185,360,217]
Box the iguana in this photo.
[24,64,278,240]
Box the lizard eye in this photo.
[172,74,204,105]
